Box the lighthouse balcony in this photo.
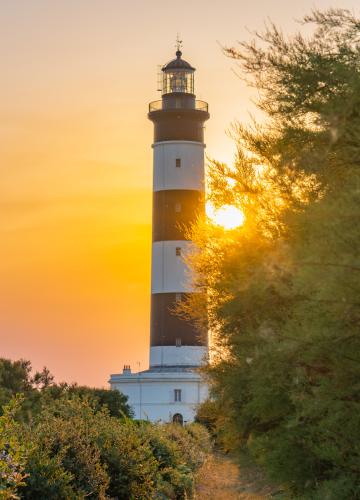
[149,99,208,113]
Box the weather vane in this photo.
[176,33,183,52]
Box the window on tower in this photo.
[176,158,181,168]
[176,247,181,256]
[175,338,182,347]
[175,203,182,213]
[176,293,182,302]
[174,389,182,402]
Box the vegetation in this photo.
[0,398,27,499]
[0,358,211,499]
[0,358,132,421]
[182,9,360,498]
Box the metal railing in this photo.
[149,100,208,113]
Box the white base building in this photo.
[109,363,208,423]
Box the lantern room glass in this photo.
[162,69,194,95]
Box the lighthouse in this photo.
[109,47,209,423]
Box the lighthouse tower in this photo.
[109,47,209,423]
[149,48,209,369]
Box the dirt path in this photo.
[194,454,276,499]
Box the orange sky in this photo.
[1,0,358,386]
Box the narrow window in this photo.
[174,389,182,402]
[176,293,182,302]
[175,338,182,347]
[175,202,181,212]
[176,158,181,168]
[176,247,181,256]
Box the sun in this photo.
[206,202,245,230]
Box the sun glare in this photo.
[206,203,245,230]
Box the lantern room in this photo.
[162,50,195,95]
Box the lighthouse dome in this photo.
[162,50,195,71]
[161,50,195,94]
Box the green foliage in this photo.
[0,392,210,499]
[0,397,27,499]
[20,398,110,499]
[19,451,76,500]
[43,384,133,419]
[0,358,132,421]
[142,424,192,498]
[0,361,32,414]
[134,422,211,499]
[185,423,212,457]
[186,8,360,498]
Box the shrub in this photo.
[7,396,211,499]
[0,397,27,500]
[143,422,211,499]
[19,398,109,499]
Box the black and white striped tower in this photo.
[148,48,209,369]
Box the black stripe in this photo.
[150,293,206,347]
[148,110,209,143]
[153,190,204,242]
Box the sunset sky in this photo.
[1,0,358,386]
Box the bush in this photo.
[140,422,211,499]
[0,358,132,423]
[0,397,27,499]
[1,395,211,499]
[19,398,110,499]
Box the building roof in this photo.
[162,50,195,72]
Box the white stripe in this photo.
[150,346,208,367]
[151,241,193,294]
[153,142,205,192]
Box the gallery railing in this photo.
[149,100,208,113]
